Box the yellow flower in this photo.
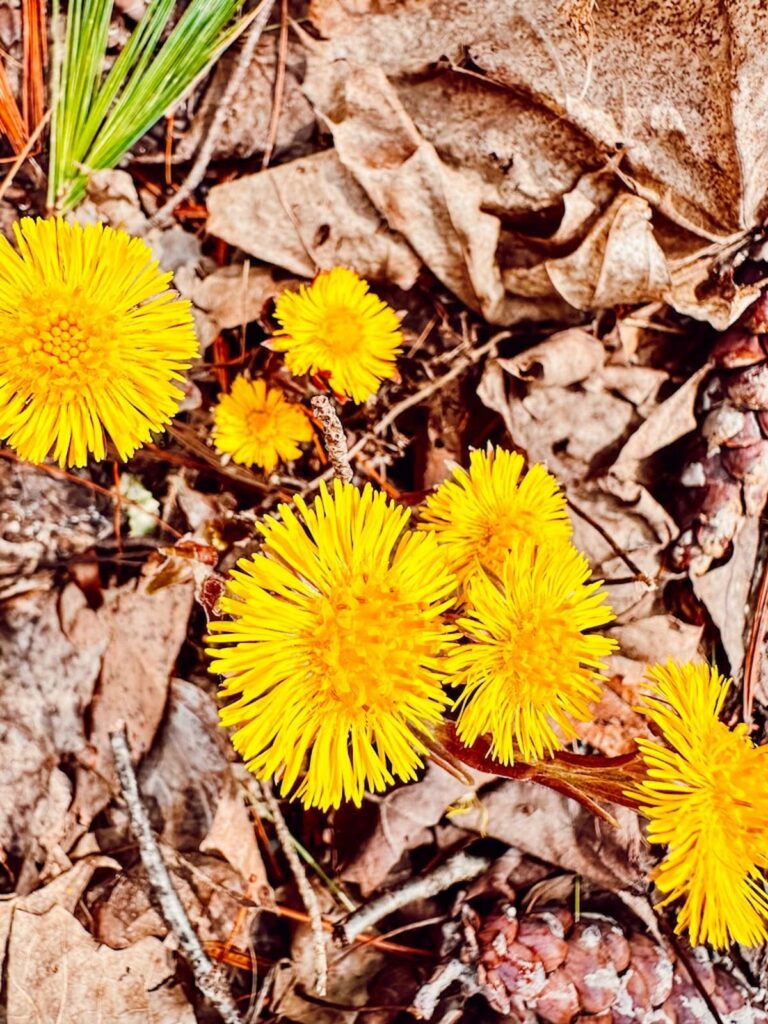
[0,217,197,467]
[212,376,312,473]
[420,446,571,581]
[449,539,616,764]
[207,481,458,810]
[272,267,402,402]
[635,661,768,949]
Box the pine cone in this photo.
[672,289,768,574]
[412,902,767,1022]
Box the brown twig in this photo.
[374,332,510,437]
[261,0,288,169]
[110,726,245,1024]
[311,395,353,483]
[567,496,656,587]
[334,850,490,946]
[149,0,276,228]
[259,780,328,996]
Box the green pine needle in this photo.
[48,0,250,212]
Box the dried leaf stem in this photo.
[110,726,245,1024]
[259,779,328,995]
[311,394,353,483]
[334,850,490,946]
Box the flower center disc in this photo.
[321,307,364,356]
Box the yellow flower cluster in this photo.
[209,446,617,806]
[211,266,403,473]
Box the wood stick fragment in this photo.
[311,395,353,483]
[334,850,490,946]
[259,780,328,995]
[110,726,245,1024]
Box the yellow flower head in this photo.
[272,267,402,402]
[212,376,312,473]
[635,660,768,949]
[420,446,571,582]
[449,538,616,764]
[0,217,197,467]
[207,481,458,810]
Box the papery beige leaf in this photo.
[207,149,421,288]
[191,264,283,349]
[498,328,605,388]
[303,58,507,320]
[544,195,670,310]
[5,905,194,1024]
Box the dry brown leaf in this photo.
[303,58,507,320]
[0,459,110,587]
[5,905,194,1023]
[207,149,421,288]
[458,780,651,897]
[138,678,269,896]
[191,264,283,348]
[173,37,314,164]
[614,364,713,472]
[342,764,488,896]
[498,328,605,388]
[308,0,768,325]
[0,585,104,861]
[691,516,759,682]
[59,573,194,864]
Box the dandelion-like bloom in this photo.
[272,267,403,402]
[449,539,616,764]
[635,661,768,948]
[212,376,312,473]
[420,446,571,581]
[207,481,458,810]
[0,217,197,467]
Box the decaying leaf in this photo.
[5,905,195,1023]
[207,149,421,287]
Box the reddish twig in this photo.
[22,0,46,136]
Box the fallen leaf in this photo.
[0,585,104,861]
[60,572,194,864]
[303,58,507,320]
[207,149,421,288]
[5,905,195,1023]
[191,264,283,348]
[691,516,759,682]
[342,764,488,896]
[498,328,605,388]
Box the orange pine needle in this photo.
[22,0,46,136]
[0,62,27,154]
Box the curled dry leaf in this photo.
[303,58,507,321]
[207,149,421,288]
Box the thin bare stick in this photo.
[334,850,490,946]
[261,0,288,169]
[374,333,510,437]
[259,779,328,995]
[567,496,656,586]
[311,395,353,483]
[149,0,275,228]
[743,550,768,722]
[110,727,244,1024]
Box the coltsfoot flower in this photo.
[449,539,616,764]
[635,661,768,948]
[207,481,458,810]
[272,267,402,402]
[0,217,197,466]
[420,446,572,581]
[212,376,312,472]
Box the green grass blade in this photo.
[50,0,252,212]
